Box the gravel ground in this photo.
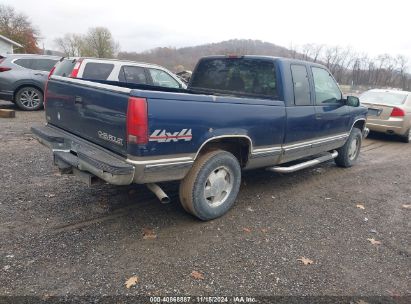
[0,101,410,300]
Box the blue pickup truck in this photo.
[32,55,368,220]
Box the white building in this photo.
[0,34,22,54]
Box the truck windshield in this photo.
[190,58,277,99]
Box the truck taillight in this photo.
[127,97,148,144]
[391,107,405,117]
[70,59,83,78]
[0,67,11,72]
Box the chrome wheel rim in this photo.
[20,89,40,109]
[348,137,360,160]
[204,166,233,207]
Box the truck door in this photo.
[282,64,317,162]
[311,67,351,152]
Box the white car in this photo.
[52,57,187,89]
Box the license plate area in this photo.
[367,108,382,117]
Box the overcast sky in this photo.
[4,0,410,58]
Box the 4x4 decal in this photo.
[149,129,192,143]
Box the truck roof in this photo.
[198,55,327,68]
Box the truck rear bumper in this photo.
[31,125,135,185]
[31,125,193,185]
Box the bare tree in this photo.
[0,4,40,53]
[82,27,119,58]
[300,43,324,62]
[54,33,84,57]
[396,55,408,90]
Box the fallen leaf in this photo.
[367,238,381,245]
[125,276,139,288]
[190,270,204,280]
[246,207,254,212]
[142,228,157,240]
[297,257,314,265]
[242,227,251,233]
[356,300,369,304]
[45,193,56,198]
[356,204,365,209]
[402,204,411,209]
[387,289,401,298]
[261,228,268,233]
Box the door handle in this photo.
[74,96,83,104]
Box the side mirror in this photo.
[346,95,360,107]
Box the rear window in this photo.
[53,59,77,77]
[31,59,58,71]
[82,62,114,80]
[190,58,277,99]
[360,91,408,105]
[118,66,148,84]
[14,58,33,69]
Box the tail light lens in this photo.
[391,107,405,117]
[0,57,11,72]
[43,66,56,108]
[69,59,83,78]
[126,97,148,144]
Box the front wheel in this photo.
[15,87,44,111]
[179,150,241,221]
[335,128,362,168]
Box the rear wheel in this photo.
[179,150,241,221]
[335,128,362,168]
[15,87,43,111]
[400,129,411,143]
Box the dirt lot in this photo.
[0,101,410,299]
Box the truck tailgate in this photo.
[45,76,130,156]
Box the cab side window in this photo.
[291,64,311,105]
[311,67,342,104]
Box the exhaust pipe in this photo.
[146,183,171,204]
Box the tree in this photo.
[54,33,84,57]
[396,55,408,90]
[0,5,40,53]
[82,27,119,58]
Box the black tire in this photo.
[179,150,241,221]
[400,129,411,143]
[335,128,362,168]
[15,87,44,111]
